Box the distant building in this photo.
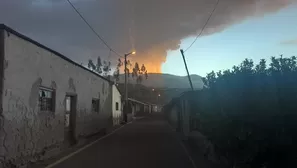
[149,104,163,113]
[163,91,200,140]
[0,24,114,166]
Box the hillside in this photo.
[114,73,204,105]
[116,83,191,105]
[117,73,204,89]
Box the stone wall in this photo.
[0,29,112,167]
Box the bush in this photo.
[192,56,297,168]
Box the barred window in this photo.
[39,88,55,112]
[92,98,100,112]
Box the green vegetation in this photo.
[113,58,148,84]
[191,56,297,167]
[88,56,111,76]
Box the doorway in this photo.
[64,94,77,146]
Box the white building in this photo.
[0,24,114,166]
[112,84,122,125]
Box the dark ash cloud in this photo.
[0,0,296,72]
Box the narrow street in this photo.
[48,114,194,168]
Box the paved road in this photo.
[49,114,194,168]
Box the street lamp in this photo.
[124,51,136,103]
[157,94,161,110]
[124,51,136,122]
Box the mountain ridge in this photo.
[116,73,204,89]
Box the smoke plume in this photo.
[0,0,296,73]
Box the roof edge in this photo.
[0,23,113,84]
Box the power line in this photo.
[66,0,123,58]
[184,0,220,52]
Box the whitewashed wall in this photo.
[112,85,122,125]
[0,29,112,166]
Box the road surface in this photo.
[48,114,195,168]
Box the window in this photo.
[116,102,119,110]
[39,87,55,112]
[92,98,100,112]
[65,96,71,112]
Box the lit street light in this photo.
[124,51,136,103]
[124,51,136,122]
[157,93,161,104]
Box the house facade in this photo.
[0,25,113,167]
[112,85,122,125]
[127,98,151,118]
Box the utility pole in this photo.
[180,49,194,91]
[123,51,135,122]
[124,54,128,103]
[124,54,128,123]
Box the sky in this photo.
[162,4,297,76]
[0,0,297,77]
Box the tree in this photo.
[189,55,297,167]
[88,59,96,71]
[87,56,111,76]
[113,58,122,83]
[102,60,111,76]
[141,64,148,80]
[113,58,148,84]
[131,62,148,84]
[96,56,102,74]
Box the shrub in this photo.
[191,56,297,168]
